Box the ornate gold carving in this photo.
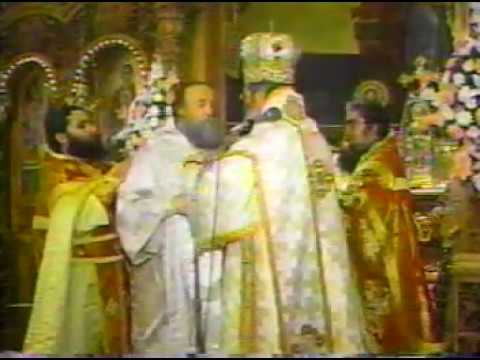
[0,53,58,98]
[353,80,391,107]
[289,324,326,354]
[307,160,335,200]
[153,3,187,70]
[283,95,306,124]
[0,3,85,30]
[105,298,120,318]
[363,279,391,342]
[72,34,149,101]
[414,212,434,243]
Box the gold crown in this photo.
[240,32,300,84]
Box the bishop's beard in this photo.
[67,135,106,161]
[176,117,225,150]
[338,143,372,174]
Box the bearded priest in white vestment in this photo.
[183,33,373,356]
[116,82,225,355]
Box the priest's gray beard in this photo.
[176,117,225,150]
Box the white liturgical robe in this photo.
[184,87,372,356]
[117,118,200,355]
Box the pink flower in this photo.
[466,126,480,139]
[470,147,480,160]
[446,58,457,70]
[472,173,480,191]
[473,161,480,172]
[447,125,466,141]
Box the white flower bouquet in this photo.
[109,62,179,157]
[403,49,480,190]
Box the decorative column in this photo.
[351,2,407,119]
[0,91,9,234]
[153,3,187,75]
[449,2,469,48]
[207,4,227,124]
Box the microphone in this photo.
[229,118,254,137]
[239,118,255,136]
[225,107,283,148]
[261,107,282,123]
[232,107,282,134]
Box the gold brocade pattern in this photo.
[277,89,366,353]
[239,232,257,353]
[187,148,287,354]
[283,95,306,124]
[286,106,352,352]
[25,151,131,355]
[340,136,432,353]
[289,325,327,354]
[221,149,288,353]
[186,86,368,355]
[34,150,111,221]
[363,280,391,342]
[307,160,335,201]
[293,125,334,352]
[196,225,257,253]
[248,152,288,354]
[105,298,120,318]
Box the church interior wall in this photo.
[0,2,461,352]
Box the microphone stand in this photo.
[191,117,255,355]
[193,247,205,354]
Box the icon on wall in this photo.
[353,80,391,107]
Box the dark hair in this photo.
[45,105,87,153]
[174,81,212,109]
[351,102,391,139]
